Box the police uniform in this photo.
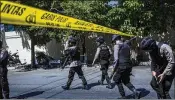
[112,35,140,99]
[148,42,175,99]
[0,47,10,99]
[92,36,112,89]
[62,39,88,90]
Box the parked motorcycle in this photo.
[35,51,60,69]
[8,51,22,67]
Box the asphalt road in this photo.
[8,66,175,99]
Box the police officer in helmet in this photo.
[0,40,10,99]
[92,36,112,89]
[62,37,88,90]
[140,37,175,99]
[111,35,140,99]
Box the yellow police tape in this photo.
[0,1,134,37]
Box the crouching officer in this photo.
[140,37,175,99]
[0,40,10,99]
[62,37,88,90]
[92,36,112,89]
[111,35,140,99]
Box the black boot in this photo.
[165,92,171,99]
[98,80,104,85]
[62,80,71,90]
[82,84,89,90]
[62,85,70,90]
[134,90,141,99]
[117,83,126,98]
[118,96,127,99]
[106,75,113,89]
[106,84,112,89]
[125,83,141,99]
[157,93,163,99]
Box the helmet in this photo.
[112,35,121,42]
[96,36,104,43]
[68,37,77,44]
[140,37,156,50]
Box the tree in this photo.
[11,0,65,68]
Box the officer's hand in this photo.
[158,74,165,83]
[92,63,94,67]
[152,71,157,77]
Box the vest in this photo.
[99,44,110,60]
[118,43,131,66]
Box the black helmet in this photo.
[140,37,156,50]
[112,35,121,42]
[68,37,77,44]
[96,36,104,43]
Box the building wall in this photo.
[5,31,46,64]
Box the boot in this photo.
[118,96,127,99]
[131,88,141,99]
[98,80,104,85]
[117,83,126,98]
[106,76,112,89]
[157,93,163,99]
[62,85,70,90]
[165,92,171,99]
[125,83,141,99]
[82,84,89,90]
[106,84,112,89]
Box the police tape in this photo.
[0,1,134,37]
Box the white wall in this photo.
[5,31,46,64]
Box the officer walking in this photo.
[140,37,175,99]
[92,36,112,89]
[62,37,88,90]
[0,40,9,99]
[111,35,140,99]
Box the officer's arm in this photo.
[0,50,8,63]
[107,46,112,55]
[114,44,120,65]
[92,47,100,65]
[162,45,175,75]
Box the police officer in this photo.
[140,37,175,99]
[0,40,10,99]
[92,36,112,89]
[111,35,140,99]
[62,37,88,90]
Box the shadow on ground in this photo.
[71,82,100,90]
[11,91,44,99]
[122,88,150,99]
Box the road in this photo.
[8,66,175,99]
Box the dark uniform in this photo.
[0,41,10,99]
[140,37,175,99]
[62,37,88,90]
[111,35,140,99]
[92,36,112,89]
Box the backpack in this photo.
[99,44,110,60]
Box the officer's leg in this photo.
[113,71,125,98]
[150,76,164,99]
[163,75,175,99]
[0,68,3,99]
[102,64,112,89]
[76,66,88,89]
[1,68,9,99]
[99,64,105,85]
[122,68,140,99]
[62,67,75,90]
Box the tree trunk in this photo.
[31,35,36,68]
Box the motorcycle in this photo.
[8,51,22,67]
[35,51,60,69]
